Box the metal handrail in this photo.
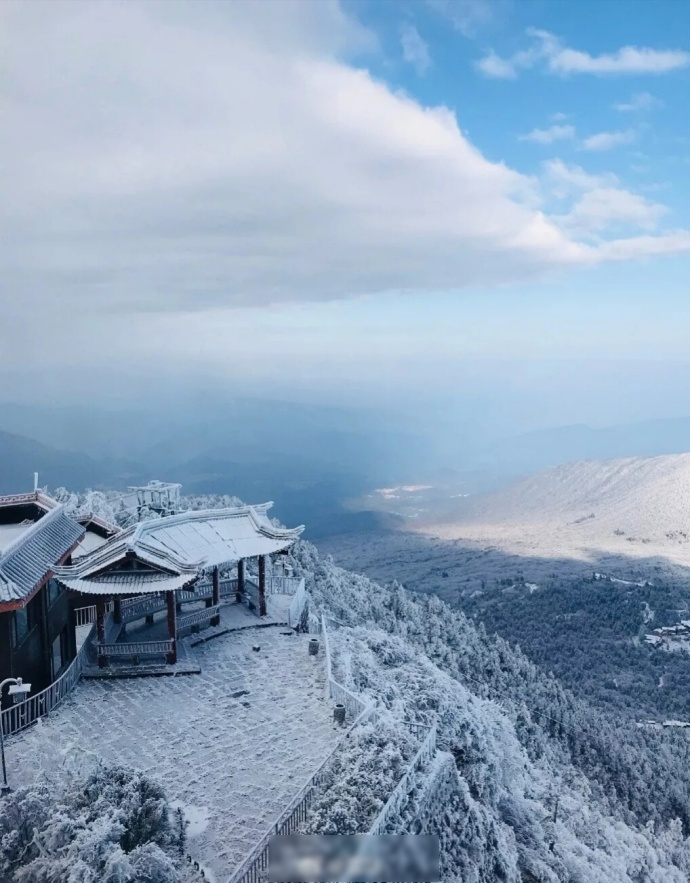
[1,623,96,737]
[287,579,307,628]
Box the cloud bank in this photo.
[1,0,689,371]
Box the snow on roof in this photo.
[0,504,85,605]
[54,503,303,596]
[0,522,34,552]
[0,491,60,513]
[129,503,303,569]
[72,530,111,560]
[76,512,121,537]
[59,571,197,596]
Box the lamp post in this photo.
[0,677,31,795]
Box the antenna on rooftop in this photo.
[33,472,39,493]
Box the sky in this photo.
[2,0,690,433]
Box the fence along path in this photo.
[1,623,96,737]
[227,612,438,883]
[320,613,438,833]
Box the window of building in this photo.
[47,578,62,607]
[12,607,29,647]
[11,595,40,648]
[51,632,64,678]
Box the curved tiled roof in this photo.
[54,503,303,596]
[0,505,85,604]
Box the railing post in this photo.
[258,556,267,617]
[237,559,245,604]
[96,597,108,668]
[166,591,177,664]
[211,567,220,626]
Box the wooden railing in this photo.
[177,605,220,632]
[98,640,173,658]
[267,576,303,595]
[1,623,96,737]
[74,602,114,626]
[121,594,166,623]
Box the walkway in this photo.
[4,628,337,882]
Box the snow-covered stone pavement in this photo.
[5,628,337,882]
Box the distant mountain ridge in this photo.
[459,452,690,530]
[416,451,690,576]
[482,416,690,476]
[0,430,144,494]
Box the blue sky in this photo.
[2,0,690,429]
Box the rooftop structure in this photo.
[0,492,86,700]
[127,480,182,518]
[72,513,122,560]
[54,502,305,669]
[0,493,85,609]
[55,503,303,595]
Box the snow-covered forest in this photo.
[0,765,184,882]
[293,542,690,881]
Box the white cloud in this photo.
[477,28,690,78]
[1,0,689,371]
[581,130,636,151]
[426,0,495,38]
[543,160,668,239]
[400,23,431,75]
[542,159,618,196]
[519,124,575,145]
[614,91,663,112]
[560,188,667,234]
[476,48,535,79]
[597,231,690,260]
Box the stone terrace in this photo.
[5,627,337,882]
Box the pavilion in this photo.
[53,503,304,667]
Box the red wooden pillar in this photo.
[96,596,108,668]
[211,566,220,626]
[258,555,267,617]
[113,596,122,625]
[166,591,177,664]
[236,559,245,603]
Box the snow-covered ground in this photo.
[4,628,338,882]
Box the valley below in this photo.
[320,452,690,725]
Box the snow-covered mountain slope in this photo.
[295,541,690,882]
[417,452,690,570]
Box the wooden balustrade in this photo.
[120,594,167,623]
[97,640,173,658]
[74,602,114,627]
[266,576,303,595]
[177,605,220,632]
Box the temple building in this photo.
[0,493,86,702]
[1,486,305,706]
[53,503,304,668]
